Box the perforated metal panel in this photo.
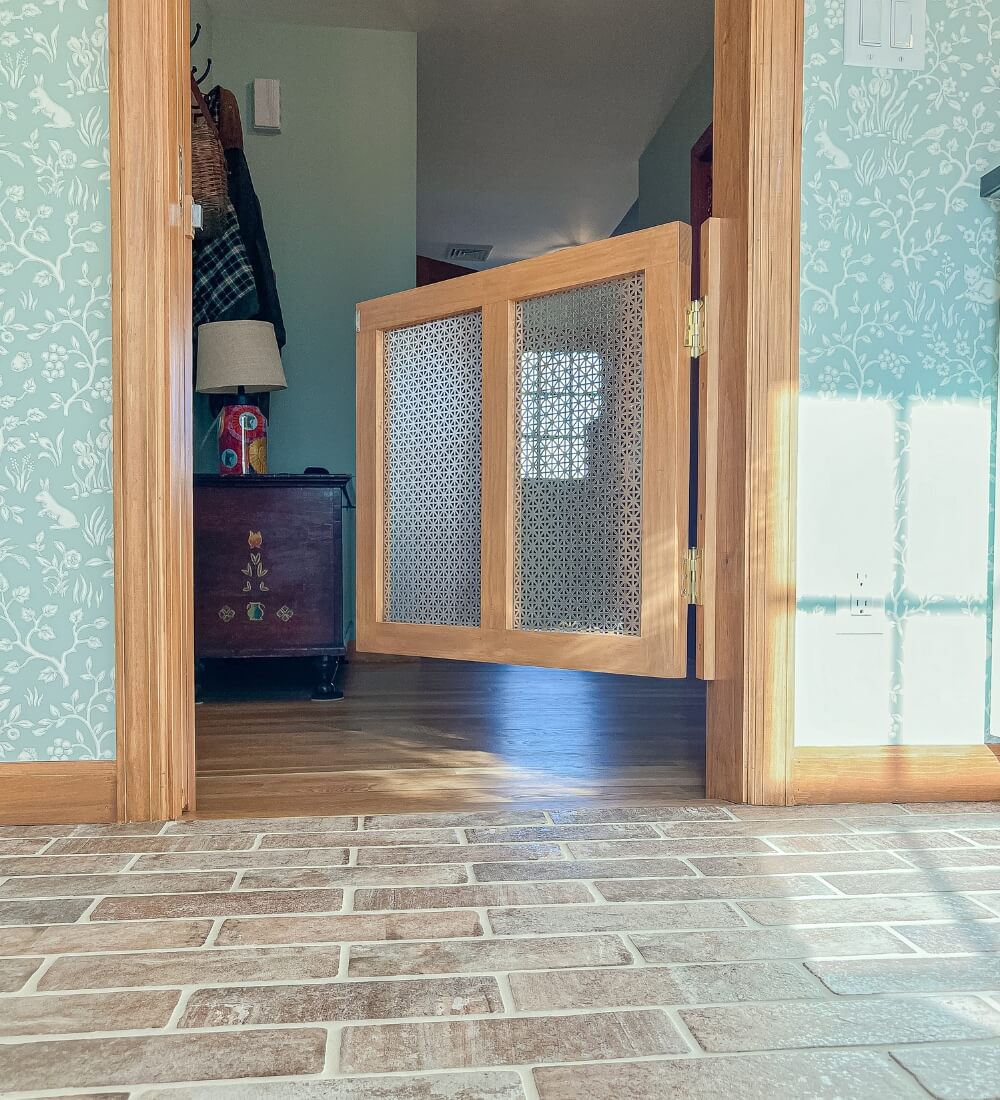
[383,312,482,626]
[514,274,645,635]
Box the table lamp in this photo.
[196,320,287,476]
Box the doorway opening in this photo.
[187,1,716,819]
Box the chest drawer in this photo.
[194,477,347,658]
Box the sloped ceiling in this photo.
[208,0,714,266]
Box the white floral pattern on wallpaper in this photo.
[0,0,114,762]
[799,0,1000,743]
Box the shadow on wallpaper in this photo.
[796,0,1000,745]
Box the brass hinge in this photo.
[684,298,706,359]
[685,547,703,606]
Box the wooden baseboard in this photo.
[0,763,117,825]
[793,745,1000,805]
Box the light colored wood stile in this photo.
[480,300,515,632]
[356,223,691,679]
[108,0,194,821]
[696,217,722,680]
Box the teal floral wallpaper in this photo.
[0,1,114,762]
[797,0,1000,745]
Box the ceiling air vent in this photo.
[446,243,493,263]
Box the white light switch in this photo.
[845,0,925,70]
[891,0,913,48]
[861,0,882,45]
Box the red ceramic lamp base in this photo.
[218,404,268,476]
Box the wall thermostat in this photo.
[253,78,281,132]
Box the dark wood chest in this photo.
[193,475,351,662]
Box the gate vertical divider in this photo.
[481,299,515,632]
[356,326,383,644]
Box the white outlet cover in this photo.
[844,0,926,70]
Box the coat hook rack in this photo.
[192,57,213,85]
[190,22,202,49]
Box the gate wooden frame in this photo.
[357,225,692,680]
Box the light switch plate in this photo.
[844,0,926,70]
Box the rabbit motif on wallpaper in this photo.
[35,481,80,530]
[29,76,74,129]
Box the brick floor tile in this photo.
[729,804,907,820]
[510,961,820,1010]
[138,1073,527,1099]
[0,990,179,1036]
[215,910,482,946]
[632,925,914,963]
[240,866,470,890]
[91,888,345,921]
[808,955,1000,995]
[0,872,235,899]
[567,838,773,858]
[533,1051,925,1100]
[356,843,563,865]
[164,817,357,834]
[488,900,744,935]
[72,823,169,837]
[656,819,849,838]
[547,806,733,824]
[0,897,93,925]
[771,831,973,854]
[959,831,1000,846]
[892,921,1000,954]
[680,995,1000,1052]
[352,882,593,911]
[851,814,1000,833]
[180,975,504,1027]
[1,919,213,955]
[261,829,461,849]
[892,1044,1000,1100]
[0,838,50,855]
[339,1009,685,1073]
[347,934,631,977]
[39,945,344,991]
[465,824,659,843]
[689,852,909,876]
[595,873,834,902]
[0,956,42,992]
[897,802,1000,815]
[132,848,352,872]
[0,1029,326,1091]
[473,857,693,882]
[363,811,546,829]
[0,825,77,838]
[47,836,259,855]
[894,849,1000,870]
[739,895,997,925]
[0,855,135,876]
[817,868,1000,895]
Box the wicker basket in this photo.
[191,79,228,239]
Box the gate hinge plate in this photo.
[684,298,706,359]
[685,547,703,606]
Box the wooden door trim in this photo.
[706,0,803,804]
[108,0,194,821]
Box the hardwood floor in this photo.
[194,658,707,818]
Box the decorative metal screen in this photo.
[513,274,645,635]
[383,311,482,626]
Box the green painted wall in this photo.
[0,1,115,762]
[635,49,714,231]
[198,17,417,637]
